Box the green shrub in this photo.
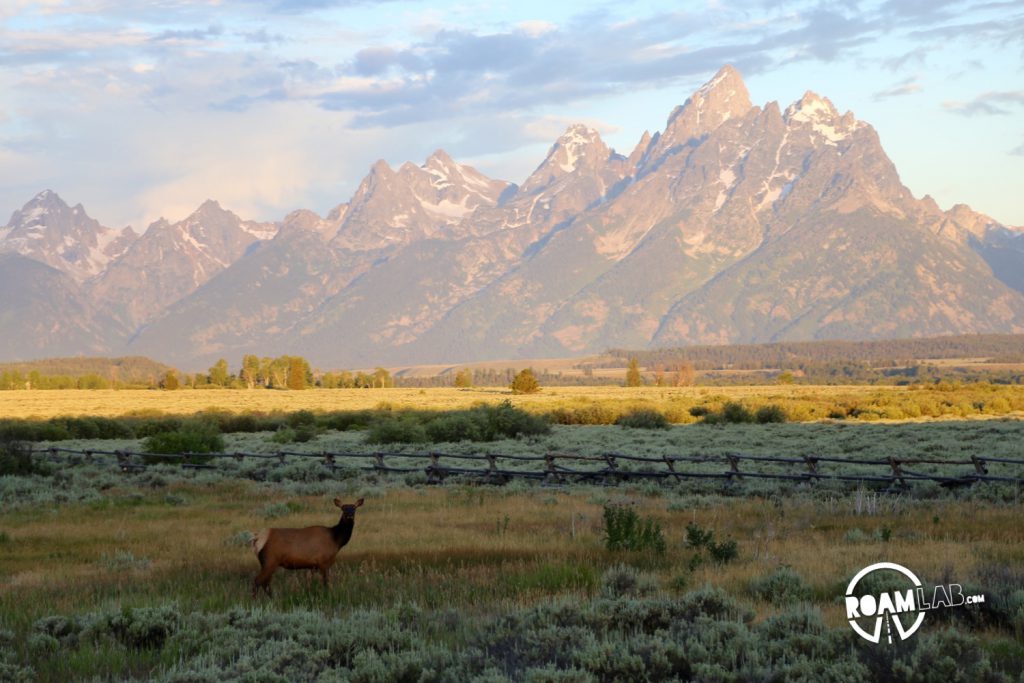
[425,414,485,442]
[224,530,255,547]
[615,409,670,430]
[685,522,739,565]
[721,402,755,423]
[602,504,666,554]
[600,564,659,598]
[317,411,375,431]
[287,410,317,428]
[483,400,551,440]
[142,421,224,461]
[689,406,710,417]
[262,501,303,518]
[211,412,284,433]
[749,567,812,604]
[0,420,70,442]
[270,425,317,444]
[548,404,618,425]
[707,538,738,564]
[755,405,787,423]
[99,550,151,572]
[0,439,42,476]
[684,522,714,549]
[365,417,429,445]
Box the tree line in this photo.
[604,333,1024,371]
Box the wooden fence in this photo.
[28,446,1024,490]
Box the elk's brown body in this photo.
[251,497,363,597]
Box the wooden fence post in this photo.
[971,456,988,477]
[544,454,563,484]
[603,454,619,484]
[427,452,443,484]
[888,457,908,488]
[726,454,743,480]
[662,455,682,482]
[803,455,819,481]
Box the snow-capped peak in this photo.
[785,91,838,123]
[552,124,604,172]
[784,91,861,144]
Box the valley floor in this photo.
[1,418,1022,680]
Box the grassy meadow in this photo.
[1,386,1023,680]
[1,382,1024,422]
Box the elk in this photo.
[251,497,364,597]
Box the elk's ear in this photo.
[334,498,343,508]
[355,498,364,507]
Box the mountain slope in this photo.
[89,200,277,329]
[4,64,1023,368]
[0,253,120,360]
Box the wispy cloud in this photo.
[943,91,1024,116]
[150,24,223,43]
[3,0,1024,227]
[873,76,922,100]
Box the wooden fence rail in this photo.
[26,446,1024,490]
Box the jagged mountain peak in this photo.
[785,91,839,122]
[425,148,455,166]
[695,65,749,102]
[647,66,755,165]
[782,90,866,146]
[518,124,613,196]
[667,65,752,127]
[7,63,1024,369]
[30,188,65,204]
[1,190,135,281]
[331,148,512,250]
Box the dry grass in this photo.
[3,384,1023,420]
[1,481,1019,631]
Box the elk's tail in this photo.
[251,529,270,556]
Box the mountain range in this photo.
[2,66,1022,370]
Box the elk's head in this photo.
[334,497,364,520]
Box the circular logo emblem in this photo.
[845,562,925,643]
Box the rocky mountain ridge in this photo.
[2,65,1022,368]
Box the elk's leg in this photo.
[253,562,277,598]
[319,566,329,588]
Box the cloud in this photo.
[1010,141,1024,157]
[873,77,922,100]
[150,24,223,43]
[238,28,285,44]
[4,0,1023,227]
[943,91,1024,116]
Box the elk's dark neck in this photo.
[331,516,355,547]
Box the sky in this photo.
[1,0,1022,231]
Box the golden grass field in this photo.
[2,384,1023,430]
[0,386,873,418]
[2,385,1023,680]
[2,481,1019,632]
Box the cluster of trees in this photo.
[607,333,1024,371]
[0,356,172,390]
[624,358,696,387]
[158,355,394,390]
[0,370,117,390]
